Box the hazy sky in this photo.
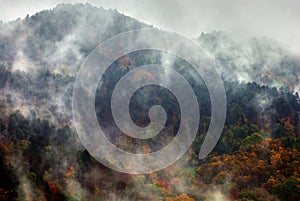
[0,0,300,53]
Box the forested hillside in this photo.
[0,3,299,201]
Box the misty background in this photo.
[1,0,300,54]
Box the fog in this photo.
[1,0,300,54]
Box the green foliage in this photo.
[240,132,264,150]
[273,178,300,201]
[272,123,290,138]
[145,183,162,196]
[239,188,275,201]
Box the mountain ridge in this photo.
[0,3,299,93]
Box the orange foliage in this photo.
[174,193,195,201]
[154,179,172,194]
[47,181,60,195]
[65,166,75,178]
[165,194,195,201]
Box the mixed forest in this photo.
[0,3,300,201]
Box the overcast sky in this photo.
[0,0,300,54]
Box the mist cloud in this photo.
[1,0,300,54]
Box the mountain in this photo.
[1,4,299,90]
[0,3,299,201]
[0,3,298,126]
[0,3,150,124]
[197,31,300,92]
[0,3,150,73]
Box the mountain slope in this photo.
[197,31,300,92]
[0,3,150,74]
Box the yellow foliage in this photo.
[174,193,195,201]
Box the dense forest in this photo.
[0,3,300,201]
